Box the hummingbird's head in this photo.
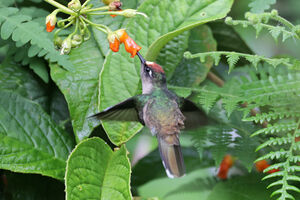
[137,53,166,94]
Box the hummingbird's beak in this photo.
[137,52,146,65]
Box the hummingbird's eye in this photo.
[145,66,153,77]
[145,66,150,72]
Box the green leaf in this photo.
[132,147,211,187]
[156,31,190,80]
[65,137,132,200]
[207,174,273,200]
[146,0,234,61]
[0,90,75,180]
[99,50,142,145]
[249,0,276,13]
[170,25,217,87]
[138,168,215,200]
[208,21,253,54]
[50,38,103,142]
[226,53,239,73]
[0,60,49,109]
[99,0,233,145]
[29,57,49,83]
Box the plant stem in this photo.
[207,72,224,87]
[81,0,91,8]
[44,0,76,15]
[271,15,295,30]
[81,17,111,33]
[81,6,110,14]
[88,11,120,16]
[70,18,79,37]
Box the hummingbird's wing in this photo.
[180,98,208,129]
[89,97,144,124]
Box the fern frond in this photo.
[184,51,293,71]
[253,119,300,200]
[251,122,298,137]
[256,136,294,151]
[0,7,73,71]
[244,111,300,123]
[225,10,300,42]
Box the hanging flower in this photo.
[117,29,141,57]
[108,29,141,57]
[217,154,234,179]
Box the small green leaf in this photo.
[268,26,283,43]
[65,137,132,200]
[226,53,240,73]
[0,90,75,180]
[245,55,261,69]
[249,0,276,13]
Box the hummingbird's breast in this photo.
[142,95,185,137]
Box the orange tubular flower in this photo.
[217,154,234,179]
[255,160,280,174]
[118,30,141,57]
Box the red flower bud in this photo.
[45,12,57,32]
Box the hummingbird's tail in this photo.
[157,135,185,178]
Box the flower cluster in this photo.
[45,0,145,56]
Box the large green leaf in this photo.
[0,91,75,180]
[207,174,273,200]
[170,25,217,87]
[138,168,215,200]
[0,60,49,110]
[99,0,234,145]
[65,137,132,200]
[146,0,234,61]
[156,31,190,80]
[50,38,103,142]
[208,22,253,54]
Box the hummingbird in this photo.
[91,52,207,178]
